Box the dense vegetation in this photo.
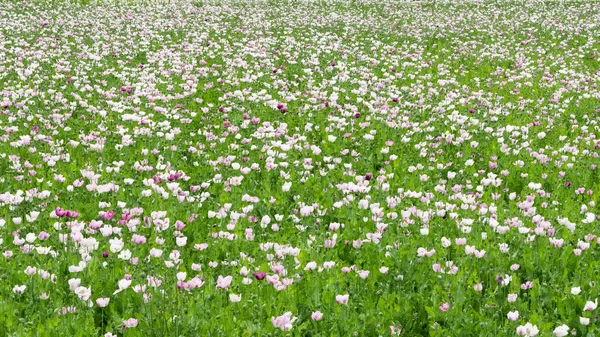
[0,0,599,336]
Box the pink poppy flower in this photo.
[336,294,349,304]
[439,302,450,312]
[216,275,232,290]
[271,312,297,331]
[123,318,138,328]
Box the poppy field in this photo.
[0,0,599,336]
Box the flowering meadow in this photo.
[0,0,599,336]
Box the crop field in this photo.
[0,0,599,336]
